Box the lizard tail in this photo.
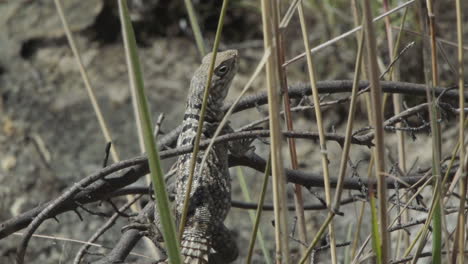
[180,235,210,264]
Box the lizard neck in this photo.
[178,102,220,147]
[184,90,224,123]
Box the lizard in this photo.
[173,49,239,263]
[125,50,241,264]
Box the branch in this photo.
[0,161,148,239]
[225,80,468,114]
[161,80,468,148]
[110,187,366,211]
[1,137,457,240]
[230,153,457,190]
[15,157,149,263]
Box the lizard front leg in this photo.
[221,124,255,157]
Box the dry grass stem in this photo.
[260,0,290,262]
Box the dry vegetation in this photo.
[0,0,467,263]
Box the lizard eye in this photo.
[215,65,229,77]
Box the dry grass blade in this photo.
[299,213,335,264]
[279,0,300,28]
[296,2,337,263]
[15,1,128,262]
[52,0,120,163]
[332,25,364,210]
[454,0,466,263]
[276,3,310,257]
[418,1,443,262]
[52,3,160,259]
[13,232,152,260]
[385,7,411,257]
[362,0,390,262]
[259,0,290,262]
[283,0,415,67]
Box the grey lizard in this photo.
[174,49,239,264]
[127,50,241,264]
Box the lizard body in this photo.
[172,50,239,263]
[123,50,244,263]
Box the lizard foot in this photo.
[122,217,163,246]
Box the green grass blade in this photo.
[117,1,181,263]
[183,0,206,57]
[369,194,382,263]
[431,194,442,263]
[240,155,272,264]
[420,0,443,260]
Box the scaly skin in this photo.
[174,50,239,264]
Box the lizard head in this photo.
[189,50,238,118]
